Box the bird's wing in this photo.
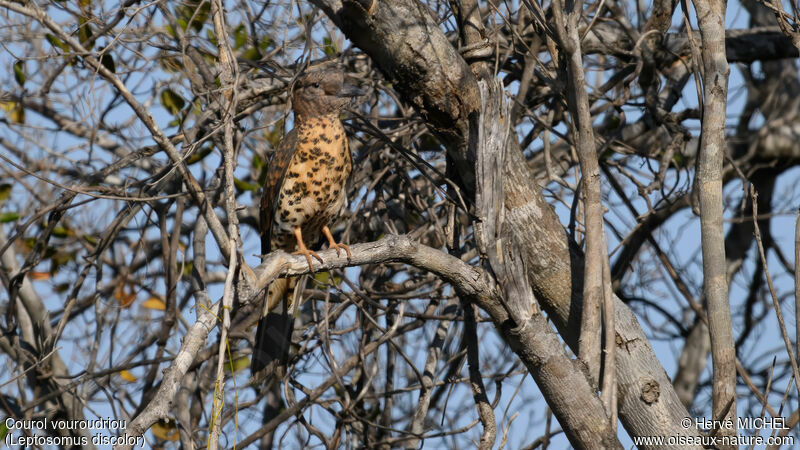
[260,128,297,255]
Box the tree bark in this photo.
[691,0,737,445]
[312,0,702,447]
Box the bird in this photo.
[252,68,362,381]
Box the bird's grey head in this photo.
[291,69,363,119]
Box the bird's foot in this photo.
[329,242,351,259]
[322,225,351,259]
[293,248,323,272]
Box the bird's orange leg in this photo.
[322,225,351,259]
[292,227,323,271]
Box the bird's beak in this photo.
[337,83,365,98]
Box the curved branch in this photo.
[119,235,619,449]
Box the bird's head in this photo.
[291,69,363,119]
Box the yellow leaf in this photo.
[314,272,330,284]
[29,272,50,280]
[1,102,24,123]
[114,283,136,307]
[0,184,11,202]
[52,225,71,237]
[226,355,250,373]
[314,271,341,285]
[143,297,166,310]
[119,370,137,382]
[151,419,179,441]
[182,261,194,277]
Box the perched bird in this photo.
[253,69,362,380]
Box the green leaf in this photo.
[187,146,212,164]
[206,29,217,46]
[323,37,337,56]
[78,17,94,50]
[176,1,210,32]
[240,47,261,61]
[0,184,11,203]
[265,120,283,147]
[182,261,194,277]
[52,226,70,237]
[165,24,176,38]
[234,24,247,49]
[161,89,185,115]
[192,2,211,31]
[159,53,183,72]
[191,98,202,115]
[0,420,8,442]
[259,36,272,50]
[314,271,342,285]
[13,60,25,86]
[0,212,19,223]
[52,250,76,265]
[234,177,258,192]
[46,34,69,51]
[100,53,115,73]
[83,234,98,245]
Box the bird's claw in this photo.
[330,242,352,259]
[293,248,323,272]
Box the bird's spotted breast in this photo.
[271,116,352,248]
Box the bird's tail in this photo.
[252,277,294,380]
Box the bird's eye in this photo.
[313,82,320,88]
